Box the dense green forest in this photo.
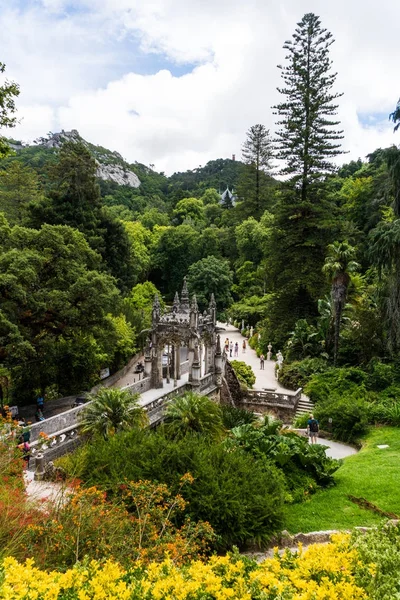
[0,14,400,409]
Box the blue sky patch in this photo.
[357,111,390,127]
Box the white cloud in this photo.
[2,0,400,173]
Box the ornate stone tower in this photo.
[148,277,221,389]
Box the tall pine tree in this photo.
[236,124,274,219]
[273,13,344,201]
[266,14,344,343]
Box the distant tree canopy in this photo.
[187,256,233,313]
[0,62,20,159]
[236,124,274,219]
[2,19,400,403]
[0,214,130,402]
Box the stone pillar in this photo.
[175,343,181,380]
[191,345,201,388]
[204,342,209,374]
[188,336,194,382]
[144,338,152,379]
[34,453,45,481]
[166,344,170,384]
[214,334,223,389]
[199,342,203,378]
[209,334,216,374]
[152,344,163,389]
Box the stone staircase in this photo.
[295,393,315,418]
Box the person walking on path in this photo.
[234,342,239,357]
[260,354,265,370]
[242,339,246,353]
[307,414,319,444]
[229,342,233,357]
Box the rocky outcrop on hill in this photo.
[96,162,140,187]
[18,130,142,189]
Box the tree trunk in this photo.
[332,276,348,365]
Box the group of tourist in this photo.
[224,338,243,357]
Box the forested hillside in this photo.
[0,14,400,412]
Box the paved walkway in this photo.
[218,324,292,393]
[111,355,145,389]
[137,372,190,408]
[219,324,357,461]
[316,437,357,460]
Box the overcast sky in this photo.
[0,0,399,174]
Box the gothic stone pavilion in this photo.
[144,277,223,389]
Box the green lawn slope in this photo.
[285,427,400,533]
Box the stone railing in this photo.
[29,372,218,467]
[91,353,140,392]
[199,372,214,392]
[244,387,302,409]
[141,383,192,426]
[28,404,86,443]
[121,377,151,394]
[29,424,82,462]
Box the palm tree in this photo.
[80,387,147,439]
[163,392,224,441]
[322,241,359,365]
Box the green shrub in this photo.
[163,392,224,441]
[305,367,368,404]
[248,333,259,351]
[224,424,340,488]
[370,401,400,426]
[60,430,285,550]
[366,360,397,391]
[314,396,369,442]
[278,358,329,391]
[351,523,400,599]
[292,413,309,428]
[220,405,258,429]
[230,360,256,388]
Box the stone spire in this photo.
[191,294,198,312]
[152,294,161,323]
[190,294,198,328]
[180,276,190,312]
[173,291,180,312]
[215,334,222,356]
[209,293,216,325]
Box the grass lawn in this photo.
[285,426,400,533]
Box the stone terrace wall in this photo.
[29,404,86,443]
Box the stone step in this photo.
[295,394,314,418]
[297,403,314,411]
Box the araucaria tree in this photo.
[236,124,274,219]
[274,13,344,200]
[266,13,345,340]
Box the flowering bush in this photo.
[0,415,41,561]
[22,477,214,570]
[0,534,368,599]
